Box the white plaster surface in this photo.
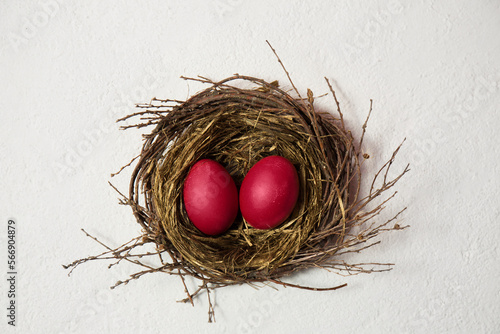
[1,0,499,333]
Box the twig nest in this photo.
[129,75,357,283]
[64,72,408,320]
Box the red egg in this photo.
[183,159,238,235]
[239,156,299,229]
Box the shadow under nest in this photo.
[64,73,409,322]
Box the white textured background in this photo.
[1,1,499,333]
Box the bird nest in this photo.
[65,65,408,322]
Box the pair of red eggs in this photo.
[183,156,300,235]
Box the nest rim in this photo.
[129,75,359,283]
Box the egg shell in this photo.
[239,156,299,229]
[183,159,238,235]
